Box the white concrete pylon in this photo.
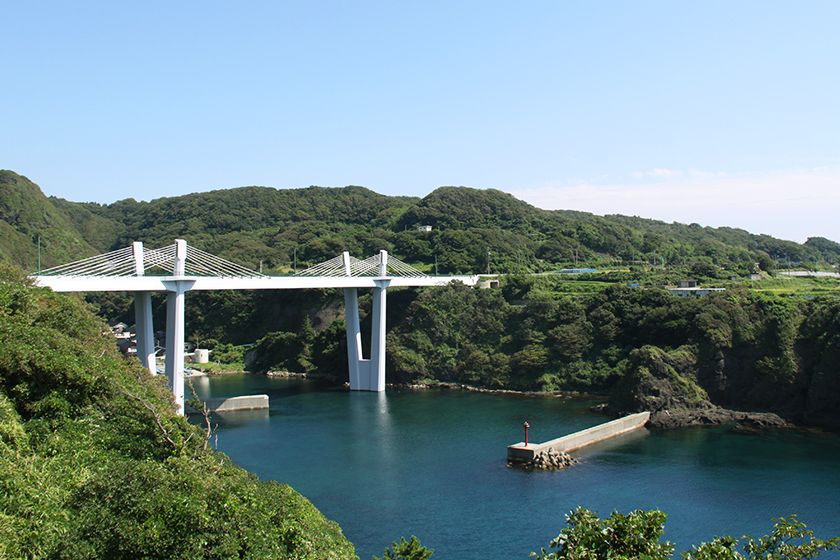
[165,285,186,415]
[174,239,187,277]
[343,288,364,389]
[343,250,389,392]
[132,241,145,276]
[369,279,389,392]
[132,242,156,375]
[134,292,155,374]
[164,239,190,414]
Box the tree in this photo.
[683,515,839,559]
[756,250,775,273]
[533,509,839,560]
[531,507,673,559]
[373,536,434,560]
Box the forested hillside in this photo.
[2,170,837,275]
[0,264,356,559]
[0,172,103,268]
[4,169,839,429]
[174,280,839,430]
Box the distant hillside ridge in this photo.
[0,171,105,269]
[1,170,836,274]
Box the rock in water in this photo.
[525,449,578,470]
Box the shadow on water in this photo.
[572,426,652,463]
[211,408,270,427]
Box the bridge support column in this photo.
[134,292,156,374]
[343,285,388,392]
[343,288,364,390]
[343,250,390,392]
[132,241,156,375]
[368,282,388,392]
[164,240,189,415]
[165,287,186,415]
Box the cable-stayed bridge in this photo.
[31,240,479,414]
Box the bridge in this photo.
[31,239,479,414]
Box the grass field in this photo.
[746,275,840,297]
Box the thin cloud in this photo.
[510,167,840,243]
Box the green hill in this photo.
[1,170,836,275]
[0,171,105,269]
[0,264,356,558]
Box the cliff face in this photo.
[608,296,840,430]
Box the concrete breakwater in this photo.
[507,411,650,464]
[187,394,269,414]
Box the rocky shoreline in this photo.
[386,381,584,399]
[229,374,800,432]
[265,371,309,378]
[646,406,791,430]
[391,381,796,431]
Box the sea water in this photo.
[190,375,840,559]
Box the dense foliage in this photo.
[0,172,100,268]
[172,279,840,429]
[532,508,838,560]
[0,264,356,559]
[80,258,840,428]
[3,170,837,277]
[382,282,840,428]
[373,537,433,560]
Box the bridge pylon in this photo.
[132,242,156,375]
[342,251,389,391]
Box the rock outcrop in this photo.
[521,448,578,471]
[647,406,791,430]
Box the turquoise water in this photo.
[191,375,840,559]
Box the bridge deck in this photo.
[31,274,480,292]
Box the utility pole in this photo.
[259,260,263,274]
[293,247,297,273]
[434,255,438,275]
[487,250,491,274]
[37,235,41,272]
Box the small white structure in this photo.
[194,348,211,363]
[667,287,726,297]
[416,225,433,232]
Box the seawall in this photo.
[507,411,650,463]
[187,394,270,414]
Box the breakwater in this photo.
[507,411,650,463]
[187,394,269,414]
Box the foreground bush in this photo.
[532,507,839,560]
[0,264,355,559]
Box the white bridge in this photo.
[31,240,479,414]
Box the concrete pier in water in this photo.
[187,394,270,414]
[507,411,650,463]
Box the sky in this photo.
[2,1,838,243]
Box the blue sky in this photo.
[2,1,838,242]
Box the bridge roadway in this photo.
[31,240,479,415]
[32,273,477,292]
